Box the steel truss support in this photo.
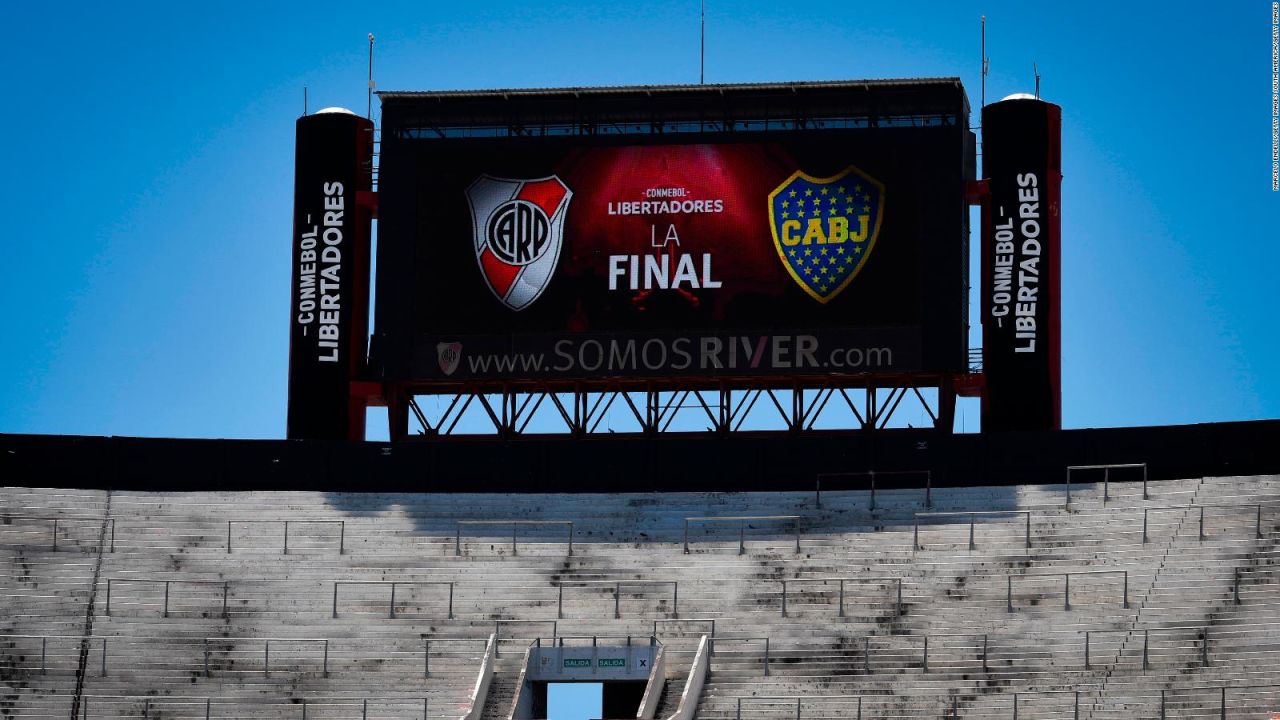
[389,378,956,440]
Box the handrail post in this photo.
[283,520,289,555]
[40,636,46,675]
[1006,575,1013,613]
[455,524,462,556]
[1143,509,1148,544]
[969,514,976,550]
[1025,512,1031,549]
[1220,687,1226,720]
[363,699,368,720]
[449,582,455,619]
[1123,571,1129,608]
[739,521,745,555]
[332,583,339,618]
[390,582,397,619]
[615,582,621,619]
[869,472,876,511]
[1084,631,1090,669]
[1257,505,1263,539]
[925,470,932,508]
[1142,629,1149,670]
[109,520,115,553]
[795,697,800,720]
[780,580,787,617]
[227,520,232,553]
[105,579,112,616]
[52,518,58,551]
[1199,506,1205,540]
[1063,573,1070,611]
[683,519,690,554]
[982,634,988,672]
[913,516,920,550]
[1202,627,1209,665]
[567,521,573,556]
[897,578,902,615]
[339,521,345,554]
[424,638,430,677]
[1065,467,1072,506]
[1074,691,1079,720]
[264,639,270,677]
[794,518,801,554]
[838,580,845,618]
[815,476,822,509]
[1103,466,1110,501]
[1143,464,1149,500]
[764,637,770,676]
[204,638,209,677]
[558,585,564,619]
[205,698,210,720]
[673,581,679,617]
[164,580,171,618]
[101,637,107,676]
[736,698,742,720]
[1160,689,1165,720]
[512,523,518,556]
[1013,692,1018,720]
[222,581,229,619]
[323,639,329,677]
[922,635,928,672]
[864,636,870,674]
[1234,569,1241,604]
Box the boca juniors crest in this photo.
[767,166,884,303]
[466,175,573,311]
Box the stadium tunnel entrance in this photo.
[519,641,659,719]
[539,681,646,720]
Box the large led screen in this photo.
[374,128,969,382]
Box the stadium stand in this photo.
[3,471,1279,719]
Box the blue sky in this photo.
[0,1,1276,440]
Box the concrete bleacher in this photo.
[1,473,1278,719]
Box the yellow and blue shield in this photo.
[767,166,884,303]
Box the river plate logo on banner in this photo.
[767,166,884,303]
[466,175,573,311]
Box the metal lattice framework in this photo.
[390,377,954,439]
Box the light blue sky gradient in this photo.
[0,1,1275,439]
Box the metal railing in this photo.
[454,519,573,556]
[913,510,1031,550]
[778,577,902,618]
[200,637,329,677]
[419,637,490,678]
[0,514,114,552]
[331,581,453,619]
[736,694,863,720]
[556,580,678,619]
[104,578,229,618]
[76,694,431,719]
[814,470,932,509]
[493,619,557,655]
[1081,626,1209,670]
[1007,569,1128,612]
[684,515,802,554]
[653,617,716,640]
[709,637,771,675]
[227,520,344,554]
[1066,462,1148,503]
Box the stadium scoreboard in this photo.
[287,79,1062,441]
